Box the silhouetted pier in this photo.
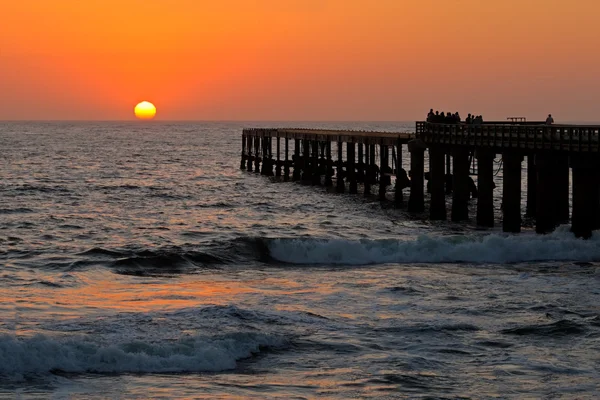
[240,122,600,238]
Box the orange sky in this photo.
[1,0,599,121]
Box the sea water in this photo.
[1,121,599,399]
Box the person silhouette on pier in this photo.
[546,114,554,125]
[427,109,435,122]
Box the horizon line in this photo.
[0,119,419,123]
[2,119,600,124]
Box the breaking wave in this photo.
[264,227,600,265]
[31,227,600,274]
[0,332,284,381]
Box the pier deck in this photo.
[418,122,600,152]
[243,128,414,145]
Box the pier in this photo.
[240,123,600,238]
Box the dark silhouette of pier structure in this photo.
[240,122,600,238]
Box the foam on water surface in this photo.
[267,226,600,265]
[0,331,284,381]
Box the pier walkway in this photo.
[240,122,600,238]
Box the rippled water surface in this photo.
[1,122,600,399]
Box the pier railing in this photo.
[418,122,600,152]
[242,128,414,146]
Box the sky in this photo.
[1,0,599,121]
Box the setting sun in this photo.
[134,101,157,120]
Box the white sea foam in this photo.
[268,226,600,265]
[0,332,284,381]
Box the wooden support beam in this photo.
[312,140,321,185]
[254,136,261,173]
[556,155,570,224]
[379,144,388,200]
[246,136,253,171]
[284,137,290,181]
[445,154,452,194]
[275,136,281,177]
[502,152,522,233]
[476,149,495,227]
[301,139,311,182]
[292,139,301,181]
[451,148,470,221]
[535,153,558,233]
[348,142,358,194]
[325,142,333,187]
[364,144,371,196]
[336,141,345,193]
[429,146,446,220]
[394,141,406,208]
[407,140,426,213]
[571,154,600,238]
[525,154,536,218]
[240,134,247,170]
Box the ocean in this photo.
[1,121,599,399]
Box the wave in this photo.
[38,227,600,274]
[0,332,284,381]
[0,207,34,214]
[111,252,223,276]
[78,247,126,257]
[264,227,600,265]
[501,320,587,337]
[195,201,236,208]
[75,247,226,276]
[42,239,264,274]
[12,184,71,194]
[33,240,263,274]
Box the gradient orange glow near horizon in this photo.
[1,0,599,122]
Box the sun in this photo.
[134,101,157,120]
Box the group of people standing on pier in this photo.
[427,109,556,125]
[426,109,484,124]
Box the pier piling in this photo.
[240,135,246,170]
[429,146,447,220]
[364,144,371,196]
[525,154,536,218]
[292,139,301,181]
[349,143,358,194]
[407,139,425,213]
[556,155,570,224]
[502,152,522,233]
[336,141,345,193]
[476,149,495,227]
[325,142,333,187]
[275,136,281,177]
[535,153,558,233]
[394,141,404,207]
[451,148,470,222]
[284,137,290,181]
[311,140,320,185]
[379,144,388,200]
[571,155,600,238]
[254,136,261,173]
